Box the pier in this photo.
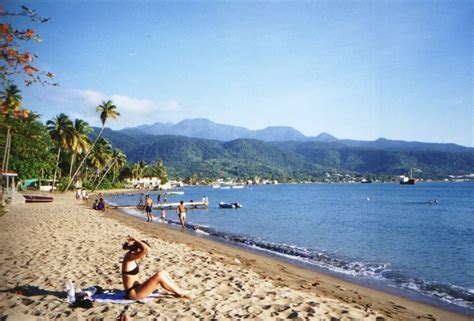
[108,201,209,210]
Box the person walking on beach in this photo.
[121,235,192,300]
[144,195,154,222]
[81,189,88,202]
[176,201,188,232]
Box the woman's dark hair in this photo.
[122,242,139,252]
[122,240,151,251]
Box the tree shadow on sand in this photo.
[0,284,66,299]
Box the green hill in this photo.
[94,128,474,180]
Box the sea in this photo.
[107,182,474,315]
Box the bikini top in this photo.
[122,261,139,275]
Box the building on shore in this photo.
[126,177,173,190]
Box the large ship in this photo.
[400,169,416,185]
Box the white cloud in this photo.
[38,87,181,128]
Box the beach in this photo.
[0,192,470,321]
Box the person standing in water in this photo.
[137,193,144,209]
[176,201,188,232]
[144,195,154,222]
[160,207,166,224]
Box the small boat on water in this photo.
[23,194,54,203]
[167,191,184,195]
[400,169,417,185]
[219,202,242,209]
[400,177,416,185]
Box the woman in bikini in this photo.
[122,235,192,300]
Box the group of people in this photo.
[92,198,106,211]
[75,188,89,201]
[138,194,189,231]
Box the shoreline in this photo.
[102,191,471,320]
[0,191,470,320]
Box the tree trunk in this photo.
[93,157,117,191]
[65,125,104,192]
[5,128,12,171]
[51,147,61,193]
[2,126,11,171]
[68,151,76,180]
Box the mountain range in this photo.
[121,118,337,143]
[120,118,471,152]
[91,119,474,180]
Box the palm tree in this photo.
[93,149,126,191]
[89,138,113,183]
[132,161,147,180]
[153,159,168,184]
[65,100,120,191]
[68,119,92,180]
[112,150,127,182]
[46,113,73,192]
[1,84,22,172]
[0,84,22,111]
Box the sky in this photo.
[5,0,474,146]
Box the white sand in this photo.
[0,192,469,320]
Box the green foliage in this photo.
[144,159,168,184]
[1,114,56,179]
[97,129,474,181]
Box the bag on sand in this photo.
[74,292,93,309]
[73,286,105,309]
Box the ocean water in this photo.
[107,182,474,313]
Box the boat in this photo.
[167,191,184,195]
[231,185,245,189]
[219,202,242,209]
[400,169,417,185]
[23,194,54,203]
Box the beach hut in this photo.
[19,178,58,192]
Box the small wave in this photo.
[195,229,210,236]
[401,280,474,309]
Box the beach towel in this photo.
[92,290,160,304]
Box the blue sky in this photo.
[6,0,473,146]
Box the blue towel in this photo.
[92,290,160,304]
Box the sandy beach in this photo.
[0,192,470,321]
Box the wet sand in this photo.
[0,192,470,320]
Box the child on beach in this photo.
[160,208,166,224]
[121,235,191,300]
